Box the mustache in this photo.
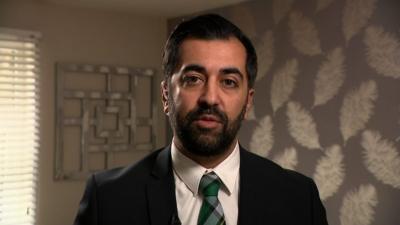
[185,105,228,124]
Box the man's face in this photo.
[161,37,254,156]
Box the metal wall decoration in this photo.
[55,62,157,180]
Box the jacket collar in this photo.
[237,146,258,225]
[147,146,179,225]
[237,146,286,225]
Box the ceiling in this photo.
[44,0,252,18]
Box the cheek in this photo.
[226,97,248,118]
[172,90,197,114]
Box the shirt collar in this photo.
[171,140,240,196]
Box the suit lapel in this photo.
[237,147,282,225]
[146,146,178,225]
[237,148,258,225]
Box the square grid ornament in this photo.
[55,62,157,180]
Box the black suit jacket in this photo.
[74,146,328,225]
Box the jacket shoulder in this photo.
[240,148,328,224]
[92,147,166,187]
[240,147,315,187]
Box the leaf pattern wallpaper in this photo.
[364,25,400,79]
[289,11,322,56]
[270,59,298,113]
[255,30,275,81]
[313,145,345,201]
[313,47,346,107]
[272,146,298,170]
[171,0,400,224]
[340,80,378,144]
[287,101,321,149]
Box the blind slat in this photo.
[0,213,35,223]
[0,60,37,64]
[0,41,36,50]
[0,49,37,59]
[0,71,35,78]
[0,156,38,162]
[0,61,37,68]
[0,66,37,73]
[0,38,36,45]
[0,188,36,196]
[0,53,36,61]
[0,91,37,98]
[0,168,38,176]
[0,28,39,225]
[0,196,35,205]
[0,77,36,84]
[0,216,34,224]
[0,173,35,181]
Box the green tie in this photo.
[198,172,226,225]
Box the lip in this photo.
[193,115,222,128]
[197,115,221,122]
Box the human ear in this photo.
[244,89,255,119]
[161,80,169,115]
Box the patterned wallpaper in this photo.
[171,0,400,224]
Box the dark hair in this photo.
[162,14,258,88]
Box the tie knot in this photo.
[199,172,221,197]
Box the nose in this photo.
[198,79,220,107]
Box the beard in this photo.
[168,97,247,157]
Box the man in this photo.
[74,14,328,225]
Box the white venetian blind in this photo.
[0,28,40,225]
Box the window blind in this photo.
[0,28,40,225]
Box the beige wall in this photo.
[0,0,167,224]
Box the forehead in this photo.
[177,37,247,67]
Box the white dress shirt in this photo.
[171,141,240,225]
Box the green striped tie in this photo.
[198,172,226,225]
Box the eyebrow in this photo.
[181,64,244,80]
[220,67,244,81]
[181,64,206,74]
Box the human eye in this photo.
[181,74,203,86]
[221,78,239,88]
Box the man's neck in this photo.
[173,138,238,169]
